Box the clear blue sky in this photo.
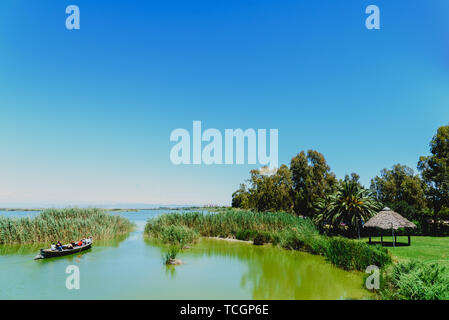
[0,0,448,206]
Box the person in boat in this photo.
[55,243,63,251]
[77,240,83,247]
[51,243,56,251]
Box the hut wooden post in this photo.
[408,231,411,246]
[392,227,395,248]
[368,229,371,244]
[380,230,383,245]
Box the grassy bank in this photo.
[362,236,449,266]
[359,236,449,300]
[145,209,391,271]
[0,208,134,244]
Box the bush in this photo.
[235,230,256,241]
[279,229,306,250]
[381,260,449,300]
[253,231,272,245]
[325,237,391,271]
[163,246,180,265]
[148,225,199,247]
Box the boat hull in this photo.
[37,243,92,259]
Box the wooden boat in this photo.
[34,242,92,260]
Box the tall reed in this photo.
[145,210,318,239]
[0,208,134,244]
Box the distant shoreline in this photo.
[0,206,226,212]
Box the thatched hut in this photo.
[363,207,417,246]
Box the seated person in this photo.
[51,243,56,251]
[78,240,83,246]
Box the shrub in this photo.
[279,229,328,254]
[235,230,256,241]
[148,225,199,247]
[381,260,449,300]
[325,237,391,271]
[163,246,180,265]
[253,231,272,245]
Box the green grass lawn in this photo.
[361,236,449,266]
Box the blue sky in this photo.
[0,0,448,206]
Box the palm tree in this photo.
[315,181,382,238]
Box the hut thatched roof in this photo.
[363,207,417,230]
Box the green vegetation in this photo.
[290,150,338,216]
[146,224,199,247]
[418,125,449,235]
[146,221,200,265]
[381,261,449,300]
[371,164,427,217]
[361,235,449,300]
[315,181,382,238]
[325,237,390,270]
[0,208,134,244]
[363,236,449,266]
[231,165,294,212]
[163,246,181,265]
[232,125,449,237]
[145,208,318,239]
[145,209,391,271]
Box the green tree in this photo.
[231,165,294,212]
[247,165,294,212]
[370,164,427,220]
[418,125,449,234]
[344,172,361,184]
[315,181,382,238]
[290,150,337,217]
[231,184,250,209]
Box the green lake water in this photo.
[0,210,372,299]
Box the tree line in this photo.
[232,125,449,236]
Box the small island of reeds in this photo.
[0,208,134,244]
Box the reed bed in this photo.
[145,209,318,239]
[0,208,134,244]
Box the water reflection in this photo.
[163,238,372,300]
